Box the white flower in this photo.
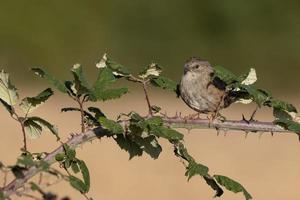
[96,53,108,69]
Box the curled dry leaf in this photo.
[96,53,107,69]
[139,63,162,79]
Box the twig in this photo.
[142,81,153,116]
[1,117,293,198]
[77,97,86,133]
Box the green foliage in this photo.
[97,53,131,76]
[3,61,300,200]
[61,107,100,126]
[32,65,128,102]
[20,88,53,114]
[90,68,128,101]
[214,175,252,200]
[31,68,67,93]
[186,161,209,180]
[71,64,90,95]
[55,144,91,194]
[0,98,13,115]
[150,76,178,92]
[10,153,50,179]
[98,117,124,135]
[0,191,4,200]
[174,142,251,199]
[0,70,19,106]
[24,117,59,140]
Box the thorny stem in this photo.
[77,97,86,133]
[11,107,28,152]
[142,81,153,116]
[1,116,294,198]
[20,123,27,152]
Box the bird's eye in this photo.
[194,65,199,69]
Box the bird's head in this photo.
[184,57,211,74]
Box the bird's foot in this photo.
[186,113,202,120]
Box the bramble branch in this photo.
[1,116,293,198]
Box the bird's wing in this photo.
[209,72,227,91]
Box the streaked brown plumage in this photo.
[179,57,230,115]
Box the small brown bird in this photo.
[179,57,231,119]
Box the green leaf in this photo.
[213,65,238,85]
[28,117,60,140]
[131,135,162,159]
[186,161,209,180]
[174,143,194,162]
[105,55,131,76]
[97,88,128,101]
[138,63,162,79]
[63,144,76,160]
[55,153,65,162]
[274,118,300,134]
[61,107,99,125]
[64,80,77,97]
[30,182,42,191]
[17,154,35,167]
[269,99,297,113]
[203,176,224,197]
[71,162,80,174]
[71,64,90,95]
[273,108,293,120]
[24,119,43,139]
[214,175,252,200]
[64,158,71,169]
[150,126,184,140]
[0,191,4,200]
[11,165,26,178]
[114,134,143,159]
[99,117,123,135]
[90,68,128,101]
[150,76,178,91]
[31,68,67,93]
[78,160,90,192]
[242,85,269,106]
[0,70,18,106]
[69,176,87,194]
[0,98,13,115]
[145,116,164,127]
[20,88,53,114]
[88,107,105,118]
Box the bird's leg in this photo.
[187,112,202,119]
[207,113,214,127]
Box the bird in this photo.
[179,57,231,120]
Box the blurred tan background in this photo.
[1,1,300,200]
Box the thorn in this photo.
[244,131,249,138]
[242,114,249,124]
[187,128,191,134]
[250,106,259,122]
[271,131,274,137]
[216,127,220,136]
[224,130,228,137]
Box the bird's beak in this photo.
[184,67,189,74]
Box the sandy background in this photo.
[0,87,300,200]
